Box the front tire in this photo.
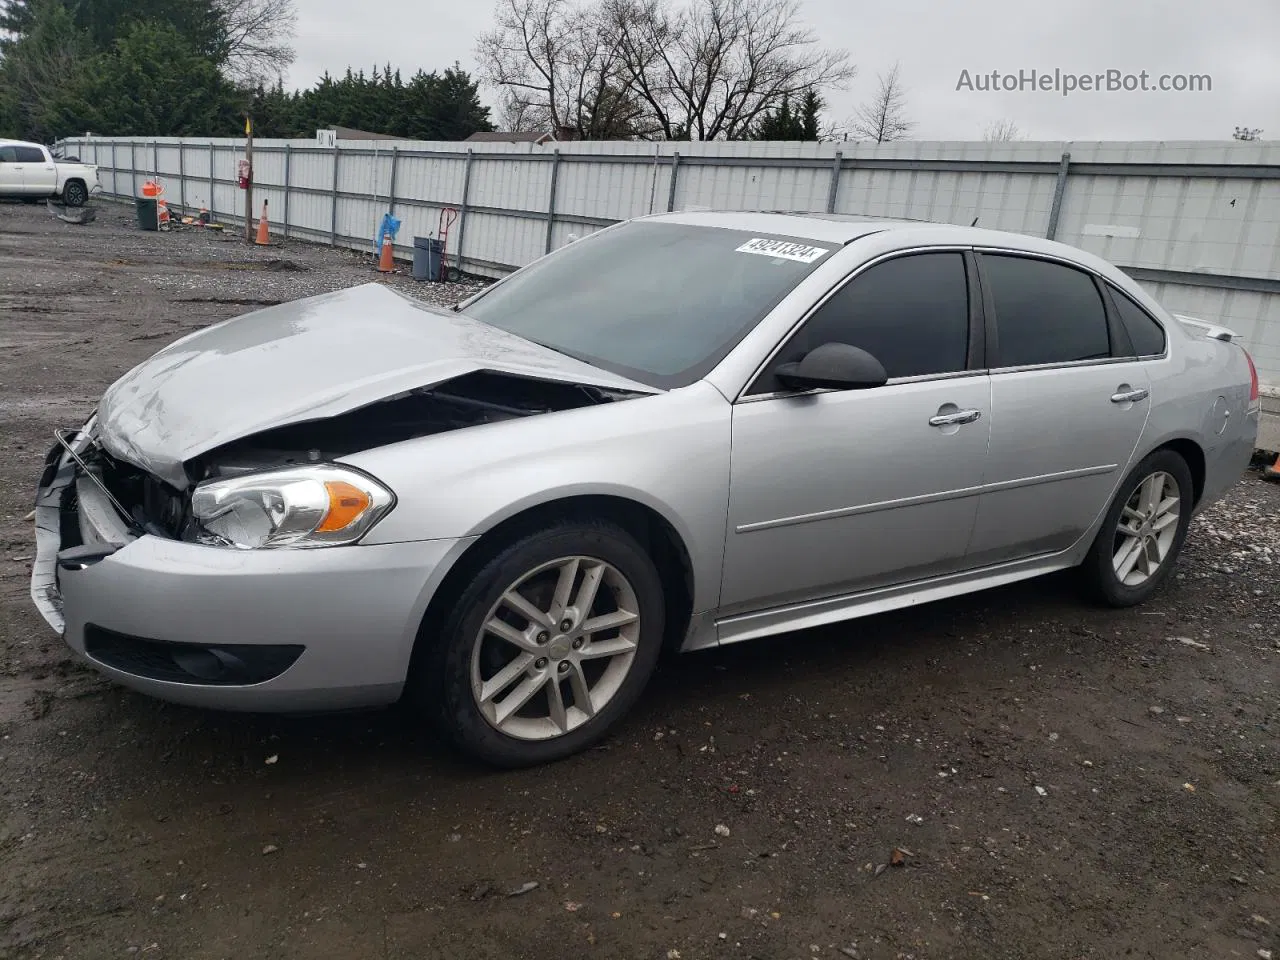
[1082,449,1194,607]
[415,518,666,767]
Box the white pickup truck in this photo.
[0,139,100,206]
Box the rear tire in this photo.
[62,180,88,207]
[1081,449,1194,607]
[412,518,666,767]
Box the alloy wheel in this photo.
[1112,471,1181,587]
[470,555,641,741]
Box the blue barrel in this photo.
[412,236,445,281]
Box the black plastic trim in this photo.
[84,626,304,686]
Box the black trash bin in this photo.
[135,197,158,231]
[412,236,444,281]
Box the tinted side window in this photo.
[14,146,46,162]
[755,253,970,391]
[983,255,1110,367]
[0,146,18,163]
[1109,286,1167,357]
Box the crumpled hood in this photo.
[97,283,655,488]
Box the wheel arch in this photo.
[413,493,697,664]
[1150,436,1206,506]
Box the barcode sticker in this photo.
[734,238,829,263]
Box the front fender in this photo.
[342,382,733,614]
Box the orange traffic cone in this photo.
[255,200,270,245]
[377,234,395,273]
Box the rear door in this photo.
[720,250,992,616]
[15,145,56,195]
[0,145,22,194]
[965,252,1151,567]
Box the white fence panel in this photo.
[59,134,1280,385]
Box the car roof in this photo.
[0,138,43,149]
[644,209,1120,274]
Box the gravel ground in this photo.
[1,199,1278,960]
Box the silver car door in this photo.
[965,252,1152,567]
[719,250,992,617]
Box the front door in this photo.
[965,252,1152,566]
[720,250,991,616]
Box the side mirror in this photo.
[774,342,889,392]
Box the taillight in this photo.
[1244,347,1260,403]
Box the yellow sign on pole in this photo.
[244,116,252,136]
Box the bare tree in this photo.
[496,90,539,132]
[849,62,913,143]
[1232,126,1263,141]
[213,0,297,85]
[476,0,653,138]
[608,0,853,140]
[479,0,853,140]
[983,118,1024,141]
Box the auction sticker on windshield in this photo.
[734,238,829,263]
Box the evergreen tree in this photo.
[0,1,493,142]
[0,0,91,141]
[44,20,238,136]
[748,89,825,141]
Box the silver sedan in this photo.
[31,213,1261,766]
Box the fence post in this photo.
[387,145,399,219]
[129,141,137,197]
[666,151,681,212]
[826,150,843,214]
[152,140,159,184]
[282,143,292,240]
[330,143,340,245]
[209,143,216,216]
[177,141,186,210]
[456,149,474,273]
[1046,151,1071,240]
[544,149,561,254]
[110,142,117,197]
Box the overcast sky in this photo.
[287,0,1278,141]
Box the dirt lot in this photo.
[1,199,1277,960]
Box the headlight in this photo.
[191,465,394,549]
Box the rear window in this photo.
[14,145,45,163]
[462,221,834,388]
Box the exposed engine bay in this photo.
[80,371,646,542]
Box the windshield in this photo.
[461,221,835,388]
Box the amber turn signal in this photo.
[317,480,372,532]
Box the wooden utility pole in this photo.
[243,114,254,243]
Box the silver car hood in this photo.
[96,283,656,488]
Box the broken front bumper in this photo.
[31,425,474,712]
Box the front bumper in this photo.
[31,429,474,712]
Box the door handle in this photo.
[929,409,982,427]
[1110,388,1149,404]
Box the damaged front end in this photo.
[32,371,644,629]
[187,370,637,483]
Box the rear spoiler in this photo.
[1173,314,1238,343]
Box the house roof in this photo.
[464,131,553,144]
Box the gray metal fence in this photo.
[58,135,1280,398]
